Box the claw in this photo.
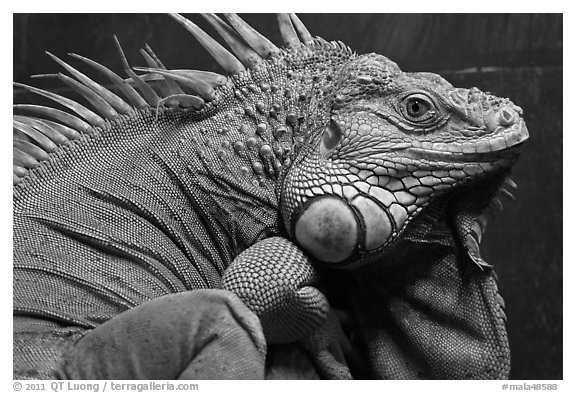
[476,213,488,233]
[504,177,518,189]
[491,197,504,211]
[495,293,506,309]
[499,187,516,201]
[471,220,483,244]
[466,233,492,269]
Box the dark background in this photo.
[13,14,563,380]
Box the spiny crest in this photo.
[12,13,343,186]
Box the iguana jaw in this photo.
[294,167,516,269]
[284,120,525,262]
[284,117,528,268]
[407,119,529,163]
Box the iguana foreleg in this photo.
[224,236,353,379]
[223,236,329,344]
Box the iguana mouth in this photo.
[408,120,528,163]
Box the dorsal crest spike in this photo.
[32,72,120,121]
[45,51,133,115]
[68,53,148,109]
[13,145,40,169]
[132,67,215,102]
[139,48,182,98]
[50,72,120,120]
[14,104,94,135]
[13,119,58,152]
[13,115,70,145]
[169,13,246,75]
[126,69,227,89]
[13,164,28,177]
[27,118,81,141]
[222,13,279,58]
[142,44,185,97]
[289,14,313,44]
[14,82,105,128]
[14,138,50,161]
[277,14,300,47]
[143,44,167,68]
[201,13,263,69]
[113,36,161,107]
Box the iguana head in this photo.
[281,53,528,267]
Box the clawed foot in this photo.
[223,236,329,344]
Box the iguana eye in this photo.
[400,93,437,123]
[407,98,429,117]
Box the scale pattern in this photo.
[13,14,527,379]
[223,236,329,344]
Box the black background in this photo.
[13,14,563,380]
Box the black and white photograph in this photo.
[12,10,563,384]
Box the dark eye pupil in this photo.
[407,99,428,117]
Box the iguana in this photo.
[13,14,528,380]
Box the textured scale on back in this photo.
[13,14,527,380]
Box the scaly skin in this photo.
[13,14,527,379]
[281,54,527,267]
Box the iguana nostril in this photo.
[294,197,357,263]
[498,108,515,126]
[450,89,468,106]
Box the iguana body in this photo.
[13,14,527,379]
